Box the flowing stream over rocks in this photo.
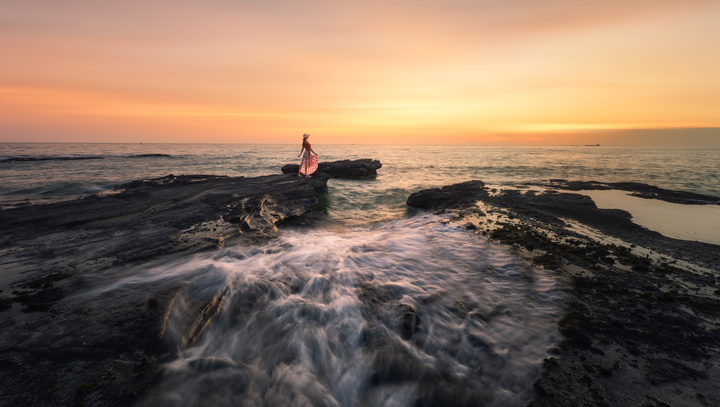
[79,215,563,407]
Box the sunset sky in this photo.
[2,0,719,145]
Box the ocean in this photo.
[2,143,719,217]
[2,143,719,406]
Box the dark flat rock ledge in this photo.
[409,180,638,237]
[408,179,720,407]
[281,158,382,179]
[408,179,720,252]
[0,173,330,286]
[406,180,488,210]
[530,179,720,205]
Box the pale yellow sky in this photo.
[1,0,719,145]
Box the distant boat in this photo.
[584,144,600,146]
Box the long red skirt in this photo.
[299,152,318,175]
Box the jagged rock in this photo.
[398,303,419,340]
[182,286,231,347]
[406,180,487,210]
[281,159,382,179]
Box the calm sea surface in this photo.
[2,143,718,406]
[1,143,718,223]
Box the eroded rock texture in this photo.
[0,173,331,406]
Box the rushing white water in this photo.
[98,215,566,407]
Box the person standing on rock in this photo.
[297,133,318,177]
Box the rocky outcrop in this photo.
[406,180,720,255]
[281,158,382,179]
[0,172,332,406]
[406,180,720,407]
[0,173,330,287]
[406,180,488,210]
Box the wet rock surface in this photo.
[0,172,334,406]
[406,180,488,210]
[281,158,382,179]
[408,180,720,407]
[0,173,330,287]
[530,179,720,205]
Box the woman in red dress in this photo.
[297,133,318,177]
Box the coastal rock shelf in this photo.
[0,159,381,407]
[408,180,720,407]
[529,179,720,205]
[281,158,382,179]
[406,180,488,210]
[0,173,329,286]
[0,158,382,287]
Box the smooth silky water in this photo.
[79,215,563,407]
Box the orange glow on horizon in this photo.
[1,1,719,146]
